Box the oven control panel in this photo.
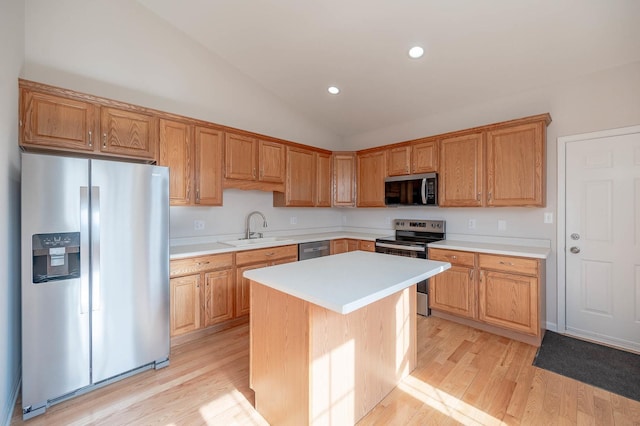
[394,219,445,232]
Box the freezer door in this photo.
[90,160,169,383]
[21,153,91,409]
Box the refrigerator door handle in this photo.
[80,187,90,314]
[91,186,101,312]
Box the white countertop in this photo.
[170,231,387,259]
[428,240,550,259]
[243,251,450,315]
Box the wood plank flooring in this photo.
[11,316,640,425]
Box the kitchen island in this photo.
[244,251,450,426]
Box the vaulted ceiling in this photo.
[138,0,640,137]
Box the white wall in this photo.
[0,0,24,423]
[23,0,339,151]
[343,61,640,328]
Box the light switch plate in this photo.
[290,216,297,225]
[544,212,553,224]
[497,220,507,231]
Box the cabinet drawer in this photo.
[478,254,538,276]
[236,244,298,265]
[358,240,375,252]
[429,249,475,267]
[170,253,234,277]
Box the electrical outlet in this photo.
[290,216,297,225]
[497,220,507,231]
[544,212,553,224]
[468,219,476,229]
[342,215,347,224]
[194,220,205,231]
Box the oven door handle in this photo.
[375,242,426,252]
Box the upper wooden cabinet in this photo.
[332,153,356,207]
[439,114,550,207]
[439,132,484,207]
[486,121,545,206]
[20,89,98,152]
[20,82,156,161]
[100,107,157,160]
[224,132,257,181]
[387,146,411,176]
[316,152,332,207]
[159,119,223,206]
[273,146,331,207]
[411,139,438,173]
[224,132,286,191]
[386,139,438,176]
[357,150,387,207]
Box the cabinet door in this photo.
[235,262,269,317]
[258,140,285,183]
[412,139,438,173]
[21,89,99,152]
[358,240,375,252]
[387,146,411,176]
[286,146,317,206]
[170,274,201,336]
[333,153,356,207]
[486,122,545,207]
[357,150,387,207]
[478,270,538,335]
[225,132,257,180]
[347,239,359,252]
[439,133,483,207]
[331,239,348,254]
[159,119,192,205]
[202,269,234,327]
[195,126,223,206]
[316,152,332,207]
[429,266,476,318]
[100,107,157,160]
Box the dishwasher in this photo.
[298,240,330,260]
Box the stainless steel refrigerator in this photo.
[21,152,170,420]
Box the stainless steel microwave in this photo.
[384,173,438,206]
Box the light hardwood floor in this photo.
[11,316,640,425]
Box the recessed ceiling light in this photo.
[327,86,340,95]
[408,46,424,59]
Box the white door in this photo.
[565,131,640,352]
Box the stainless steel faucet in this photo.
[245,211,267,239]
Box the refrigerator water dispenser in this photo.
[32,232,80,283]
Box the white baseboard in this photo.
[545,321,558,332]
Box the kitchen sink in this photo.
[219,237,294,247]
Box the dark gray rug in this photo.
[533,331,640,402]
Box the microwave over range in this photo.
[384,173,438,206]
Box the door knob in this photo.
[570,246,580,254]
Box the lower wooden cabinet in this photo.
[202,269,234,327]
[235,245,298,317]
[169,274,201,336]
[169,253,233,337]
[429,248,544,344]
[330,238,372,254]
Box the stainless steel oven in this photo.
[375,219,446,316]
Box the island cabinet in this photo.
[224,131,286,191]
[20,81,157,161]
[357,149,387,207]
[234,245,298,316]
[273,146,332,207]
[159,119,223,206]
[332,152,356,207]
[169,253,234,337]
[386,138,439,177]
[429,247,545,345]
